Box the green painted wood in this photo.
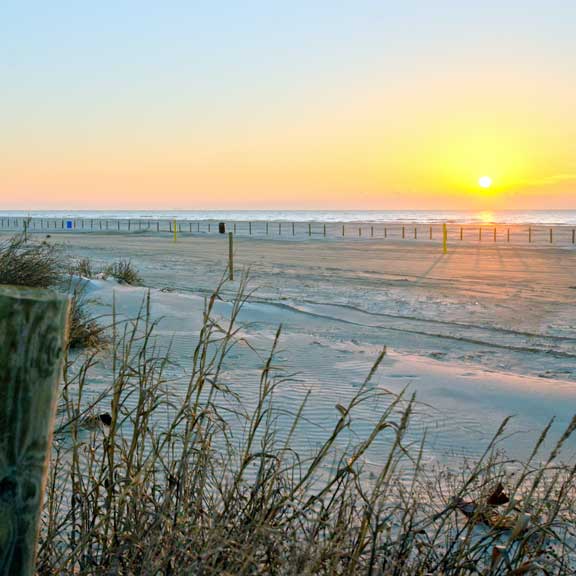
[0,286,69,576]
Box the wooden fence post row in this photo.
[0,286,69,576]
[1,218,573,245]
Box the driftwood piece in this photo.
[0,286,69,575]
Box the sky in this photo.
[1,1,575,210]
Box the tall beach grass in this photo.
[38,278,576,575]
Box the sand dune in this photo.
[34,230,576,470]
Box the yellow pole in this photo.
[443,223,448,254]
[173,219,177,242]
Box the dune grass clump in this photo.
[67,286,107,350]
[0,233,62,288]
[70,257,95,278]
[103,258,142,285]
[0,234,106,350]
[37,279,576,575]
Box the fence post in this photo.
[173,220,177,242]
[323,224,326,237]
[494,228,497,242]
[292,222,295,236]
[342,224,345,237]
[443,223,448,254]
[460,227,463,241]
[402,226,405,239]
[384,227,387,239]
[0,286,69,576]
[529,227,532,243]
[507,228,510,243]
[371,225,374,238]
[479,228,482,242]
[550,228,553,244]
[414,227,417,240]
[249,222,252,235]
[228,232,234,281]
[308,223,311,237]
[573,229,575,245]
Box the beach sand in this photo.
[14,230,576,468]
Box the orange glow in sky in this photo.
[1,3,575,210]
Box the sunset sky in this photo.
[1,1,575,210]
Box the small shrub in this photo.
[103,258,142,285]
[0,233,62,287]
[70,257,94,278]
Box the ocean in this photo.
[1,209,576,225]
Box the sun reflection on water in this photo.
[477,211,495,224]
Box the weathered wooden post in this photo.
[572,229,575,245]
[529,227,532,243]
[443,223,448,254]
[0,286,68,576]
[228,232,234,281]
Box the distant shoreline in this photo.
[1,209,576,226]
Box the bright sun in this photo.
[478,176,493,189]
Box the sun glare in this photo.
[478,176,493,189]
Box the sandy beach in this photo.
[8,228,569,470]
